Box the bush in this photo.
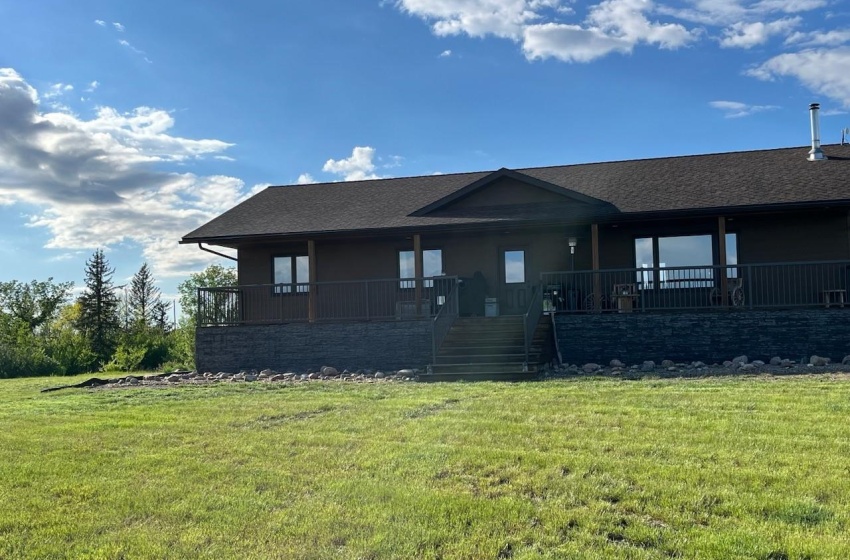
[0,342,60,378]
[44,330,96,376]
[104,343,147,372]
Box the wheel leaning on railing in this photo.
[583,293,608,312]
[709,285,745,307]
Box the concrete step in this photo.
[430,362,536,374]
[434,353,528,365]
[419,371,540,382]
[439,345,525,355]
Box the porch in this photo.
[198,260,850,326]
[195,260,850,376]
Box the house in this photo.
[182,104,850,377]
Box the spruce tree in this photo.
[128,263,162,328]
[76,249,120,364]
[152,299,172,332]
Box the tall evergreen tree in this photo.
[152,299,172,332]
[128,263,162,328]
[76,249,120,364]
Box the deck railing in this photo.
[522,284,545,365]
[431,280,460,362]
[541,261,850,312]
[198,276,459,326]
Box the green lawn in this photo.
[2,375,849,559]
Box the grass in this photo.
[1,375,850,559]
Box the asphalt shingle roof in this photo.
[182,145,850,243]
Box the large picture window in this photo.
[635,234,737,288]
[399,249,443,288]
[273,255,309,294]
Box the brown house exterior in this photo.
[182,139,850,377]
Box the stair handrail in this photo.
[523,283,545,366]
[431,277,460,364]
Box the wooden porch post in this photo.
[414,234,423,316]
[592,224,601,310]
[308,239,317,322]
[718,217,728,307]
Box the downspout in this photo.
[198,243,237,262]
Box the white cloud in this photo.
[719,17,800,48]
[659,0,825,26]
[43,83,74,99]
[439,49,453,57]
[381,155,405,168]
[395,0,554,40]
[753,0,827,14]
[523,23,632,62]
[0,68,255,277]
[322,146,382,181]
[94,20,106,27]
[747,47,850,107]
[113,22,125,32]
[785,29,850,47]
[397,0,696,63]
[709,100,780,117]
[118,39,153,63]
[85,80,100,92]
[586,0,695,49]
[297,173,317,184]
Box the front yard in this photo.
[1,374,849,559]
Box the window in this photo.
[273,255,309,294]
[634,234,737,288]
[399,249,443,288]
[504,250,526,284]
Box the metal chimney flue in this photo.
[808,102,825,161]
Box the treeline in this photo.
[0,250,235,378]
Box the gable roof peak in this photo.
[410,167,612,217]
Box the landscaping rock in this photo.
[732,355,748,366]
[375,371,385,379]
[661,360,675,368]
[781,359,793,367]
[321,366,338,376]
[610,359,624,368]
[770,357,782,366]
[692,361,706,369]
[739,363,756,372]
[809,355,830,366]
[752,360,765,367]
[640,361,655,371]
[843,355,850,366]
[582,363,601,373]
[398,369,415,376]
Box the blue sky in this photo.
[0,0,848,312]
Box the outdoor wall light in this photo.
[568,237,578,255]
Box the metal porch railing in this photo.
[197,276,459,326]
[541,261,850,313]
[431,280,460,363]
[522,284,545,365]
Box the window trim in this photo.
[398,247,444,289]
[271,254,310,295]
